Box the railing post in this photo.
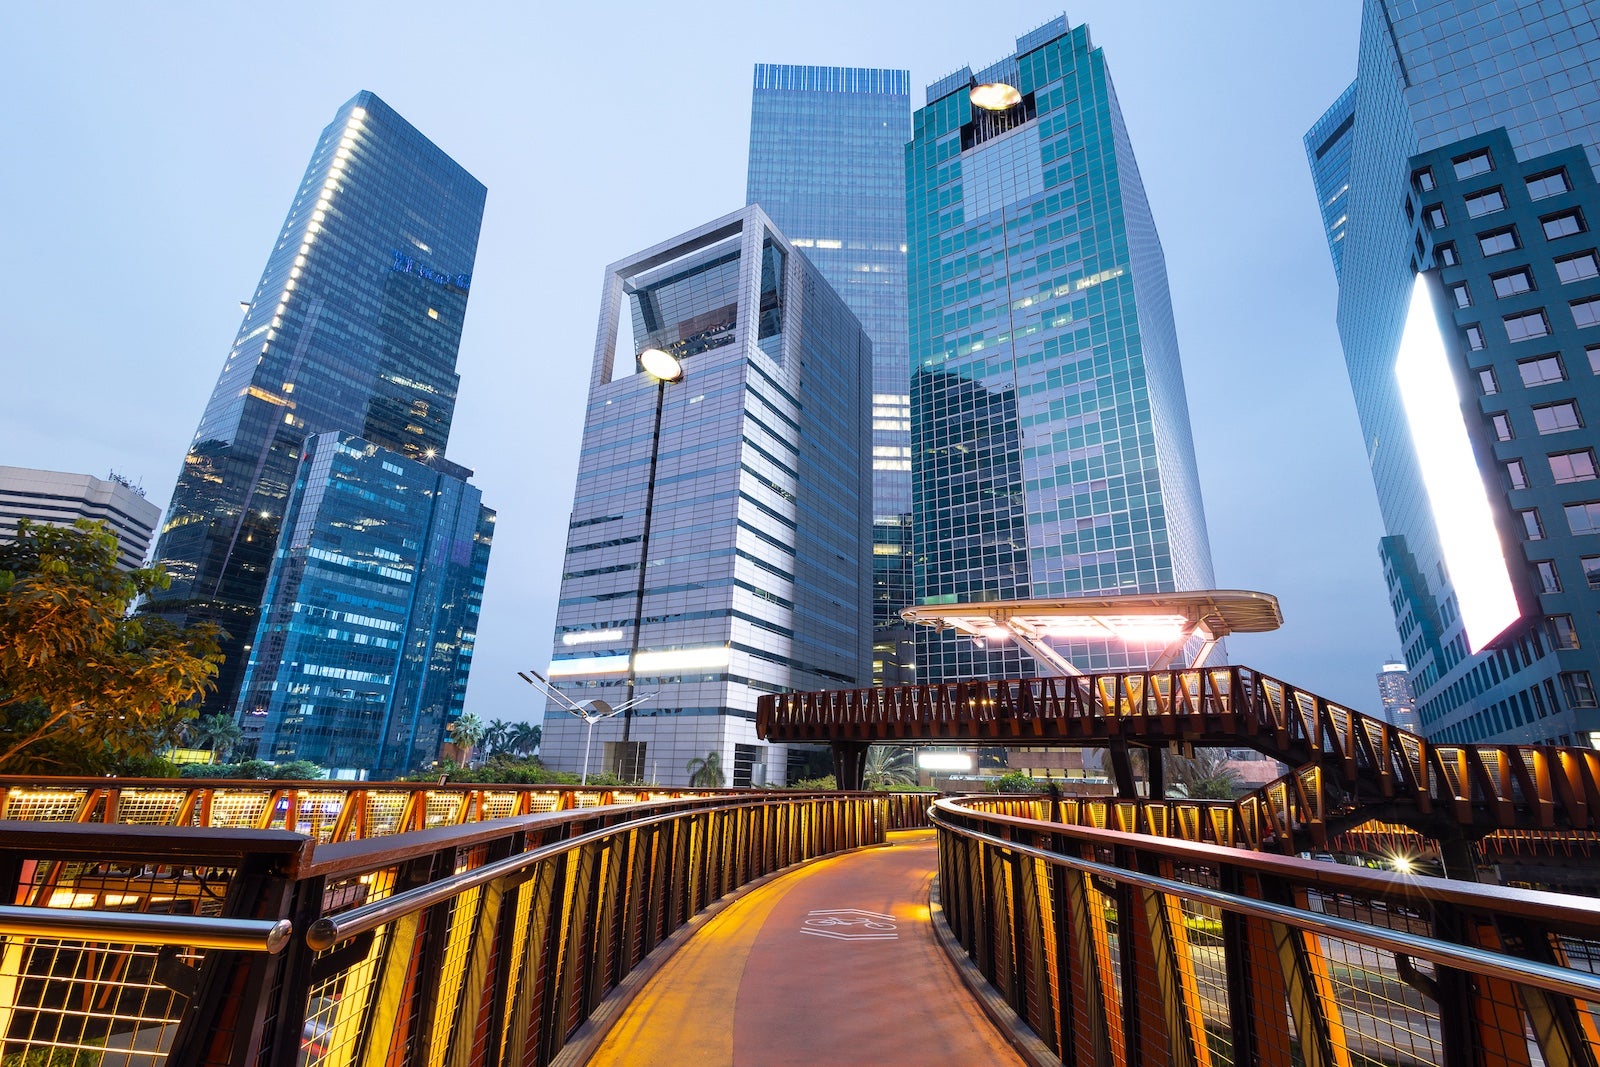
[1220,867,1294,1067]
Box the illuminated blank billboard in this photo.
[1395,273,1521,653]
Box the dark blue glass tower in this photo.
[236,433,493,778]
[746,64,915,683]
[906,17,1217,682]
[147,91,487,718]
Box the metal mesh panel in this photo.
[204,790,273,829]
[111,791,187,827]
[3,790,88,823]
[423,793,466,828]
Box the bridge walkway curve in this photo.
[586,829,1027,1067]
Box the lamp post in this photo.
[517,669,653,785]
[622,348,684,767]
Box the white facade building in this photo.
[0,467,160,570]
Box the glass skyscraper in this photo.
[147,91,488,719]
[746,64,916,684]
[907,16,1217,682]
[541,206,872,787]
[236,433,493,778]
[1307,0,1600,747]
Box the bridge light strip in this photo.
[1395,273,1520,654]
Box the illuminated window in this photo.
[1557,252,1599,283]
[1426,205,1448,229]
[1518,355,1565,386]
[1453,150,1492,179]
[1436,242,1458,266]
[1551,616,1581,649]
[1480,229,1520,256]
[1506,458,1528,489]
[1504,309,1550,341]
[1492,413,1514,441]
[1527,169,1570,200]
[1551,450,1599,483]
[1534,401,1582,434]
[1522,508,1547,540]
[1565,501,1600,535]
[1572,297,1600,328]
[1543,211,1586,241]
[1478,368,1499,395]
[1451,283,1472,308]
[1562,671,1598,708]
[1466,324,1486,350]
[1465,187,1506,218]
[1414,167,1436,192]
[1493,269,1534,298]
[1536,560,1562,593]
[1582,556,1600,589]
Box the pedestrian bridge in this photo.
[0,774,1597,1065]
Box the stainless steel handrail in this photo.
[0,904,292,954]
[306,792,837,950]
[930,806,1600,1004]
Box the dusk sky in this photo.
[0,2,1389,726]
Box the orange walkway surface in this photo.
[590,830,1026,1067]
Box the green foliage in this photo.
[179,759,322,780]
[685,751,725,788]
[991,771,1039,793]
[189,713,243,762]
[1,1045,103,1066]
[0,520,222,774]
[1165,749,1244,800]
[402,756,583,785]
[789,775,837,790]
[862,745,916,790]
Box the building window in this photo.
[1522,508,1546,540]
[1518,354,1565,386]
[1527,168,1570,200]
[1543,210,1586,241]
[1534,401,1582,434]
[1478,367,1499,395]
[1565,501,1600,535]
[1426,205,1448,229]
[1493,268,1535,297]
[1562,671,1599,709]
[1551,449,1599,484]
[1506,458,1529,489]
[1465,187,1507,218]
[1479,228,1520,256]
[1582,556,1600,589]
[1573,296,1600,328]
[1466,324,1486,350]
[1590,344,1600,375]
[1453,150,1493,179]
[1414,166,1436,192]
[1451,282,1472,308]
[1504,309,1550,341]
[1557,251,1600,283]
[1536,560,1562,593]
[1436,242,1458,266]
[1550,616,1581,650]
[1492,412,1515,440]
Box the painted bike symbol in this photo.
[799,908,899,941]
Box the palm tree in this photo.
[685,751,725,788]
[450,713,485,765]
[510,722,541,757]
[1166,748,1243,800]
[484,718,510,757]
[862,746,915,789]
[191,713,243,763]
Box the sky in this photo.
[0,2,1394,725]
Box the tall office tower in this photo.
[1377,660,1420,732]
[234,433,494,778]
[0,467,160,570]
[1307,0,1600,746]
[906,16,1217,683]
[746,64,916,685]
[146,91,486,716]
[541,206,872,787]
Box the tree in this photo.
[0,520,222,773]
[1166,748,1243,800]
[509,721,541,757]
[862,745,916,789]
[450,713,485,765]
[685,751,724,788]
[190,713,243,762]
[484,718,510,757]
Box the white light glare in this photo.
[562,630,626,647]
[917,752,974,772]
[547,655,628,678]
[1395,273,1520,653]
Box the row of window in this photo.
[1488,400,1584,439]
[1414,148,1569,200]
[1535,554,1600,595]
[1461,298,1600,351]
[1449,253,1599,304]
[1519,501,1600,539]
[1503,449,1597,490]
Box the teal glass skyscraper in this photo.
[1307,0,1600,747]
[746,64,915,683]
[147,91,488,717]
[907,16,1217,682]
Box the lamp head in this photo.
[639,348,684,383]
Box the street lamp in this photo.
[622,348,684,761]
[517,669,654,785]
